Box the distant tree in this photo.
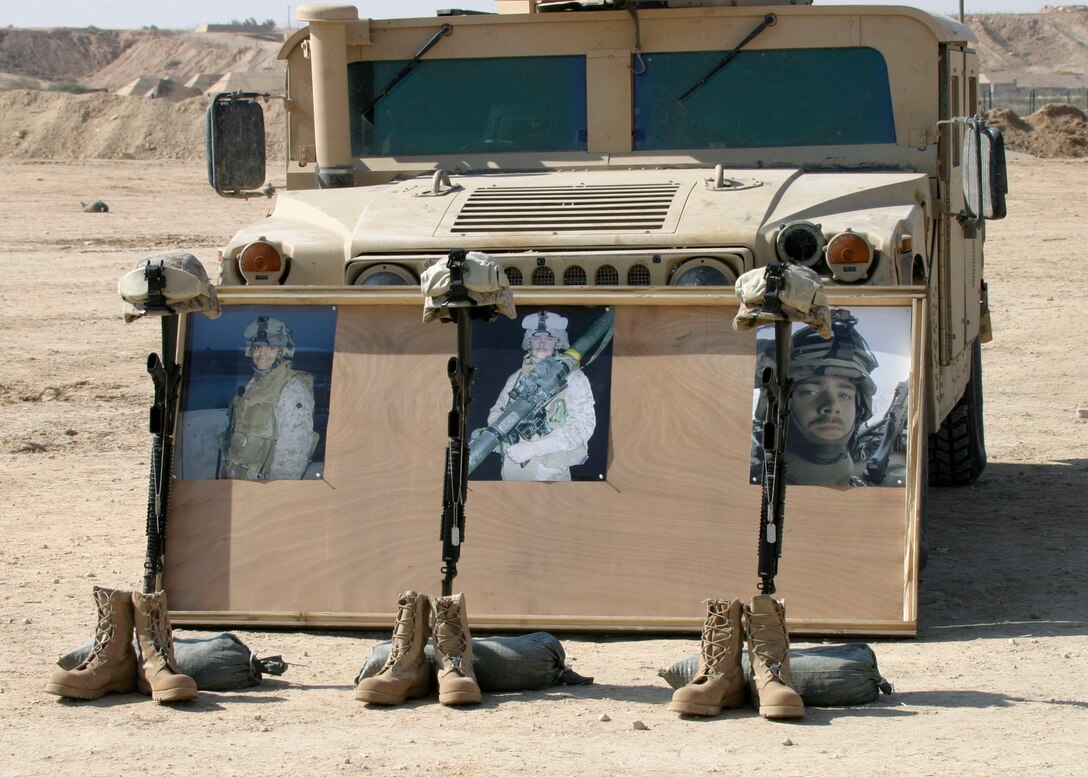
[46,77,91,95]
[228,17,277,29]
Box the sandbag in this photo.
[58,632,286,691]
[356,632,591,691]
[659,642,892,706]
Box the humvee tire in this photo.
[928,339,986,486]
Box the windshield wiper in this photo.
[678,13,776,103]
[361,23,452,117]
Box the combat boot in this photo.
[355,591,433,704]
[45,586,137,699]
[432,592,481,706]
[132,590,198,702]
[743,594,804,719]
[668,598,745,716]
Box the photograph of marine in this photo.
[218,316,319,481]
[174,305,336,481]
[467,307,614,482]
[751,308,910,487]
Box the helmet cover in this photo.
[244,316,296,359]
[520,311,570,352]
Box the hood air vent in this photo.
[451,183,682,233]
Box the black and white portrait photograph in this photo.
[750,306,912,488]
[175,305,337,481]
[467,306,614,482]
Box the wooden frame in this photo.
[163,287,925,635]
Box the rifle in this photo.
[439,249,476,597]
[467,307,615,474]
[860,379,909,486]
[142,261,181,595]
[755,262,793,595]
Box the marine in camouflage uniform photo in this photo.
[485,311,597,482]
[752,310,908,488]
[219,316,318,481]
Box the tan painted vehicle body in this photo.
[215,0,994,450]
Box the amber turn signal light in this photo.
[826,231,872,265]
[239,241,283,274]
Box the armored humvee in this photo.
[183,0,1007,633]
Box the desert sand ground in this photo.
[0,157,1086,776]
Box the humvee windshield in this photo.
[348,55,587,156]
[635,47,896,149]
[347,47,894,156]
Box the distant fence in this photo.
[984,85,1088,115]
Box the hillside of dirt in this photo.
[0,89,285,162]
[970,5,1088,76]
[0,28,282,92]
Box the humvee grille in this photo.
[563,266,588,285]
[596,265,619,285]
[532,266,556,285]
[451,183,681,233]
[505,267,523,286]
[627,264,652,286]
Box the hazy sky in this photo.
[1,0,1048,30]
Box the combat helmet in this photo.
[244,316,296,359]
[520,311,570,352]
[788,309,878,425]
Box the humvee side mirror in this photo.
[962,121,1008,221]
[206,93,269,199]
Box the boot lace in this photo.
[140,592,175,661]
[385,593,420,665]
[88,588,119,663]
[433,597,467,670]
[747,611,789,683]
[699,599,735,675]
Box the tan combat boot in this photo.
[45,586,137,699]
[355,591,433,704]
[432,592,481,706]
[743,594,804,719]
[668,598,745,716]
[132,590,198,702]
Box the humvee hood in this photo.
[259,168,929,257]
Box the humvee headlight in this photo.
[669,257,737,287]
[774,221,825,268]
[238,240,285,285]
[826,230,873,282]
[353,264,416,286]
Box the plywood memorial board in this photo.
[163,290,924,635]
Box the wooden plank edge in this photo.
[169,610,916,637]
